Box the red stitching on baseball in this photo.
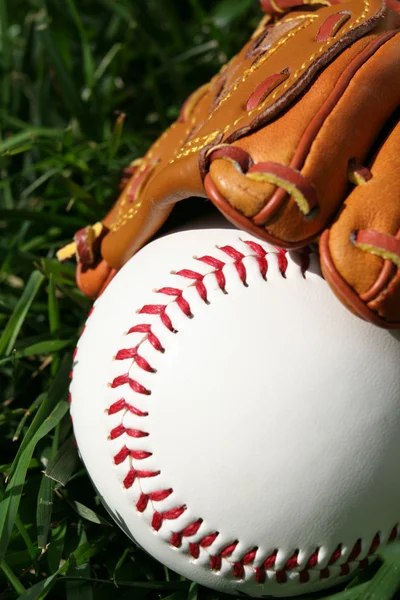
[210,555,222,571]
[255,567,266,583]
[285,551,299,569]
[299,570,309,583]
[328,545,342,565]
[123,468,160,489]
[243,548,258,564]
[389,525,398,541]
[110,374,151,396]
[243,240,268,278]
[139,304,176,333]
[157,287,193,317]
[110,426,149,440]
[114,446,155,466]
[307,550,318,568]
[128,324,165,352]
[170,519,203,548]
[107,399,148,417]
[221,542,238,557]
[115,347,155,372]
[219,245,247,284]
[152,506,187,532]
[71,245,399,586]
[275,247,288,277]
[348,539,361,561]
[301,246,311,277]
[137,489,173,512]
[276,571,287,584]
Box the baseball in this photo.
[70,219,400,597]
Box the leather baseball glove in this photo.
[59,0,400,329]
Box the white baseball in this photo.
[70,221,400,598]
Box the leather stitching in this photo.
[170,0,370,164]
[71,242,399,585]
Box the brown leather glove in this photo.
[59,0,400,329]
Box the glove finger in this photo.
[68,83,212,296]
[76,260,117,300]
[100,80,214,270]
[320,110,400,329]
[202,6,400,247]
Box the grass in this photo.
[0,0,399,598]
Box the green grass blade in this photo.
[16,572,59,600]
[47,523,67,574]
[21,168,60,199]
[48,275,61,374]
[0,340,71,366]
[108,112,125,163]
[0,270,45,356]
[66,530,93,600]
[48,276,60,335]
[12,393,47,443]
[66,500,112,526]
[93,42,122,82]
[18,537,109,600]
[7,357,71,481]
[0,558,26,595]
[44,436,78,486]
[65,0,95,92]
[212,0,254,26]
[355,560,400,599]
[0,128,64,155]
[0,400,69,560]
[0,0,11,108]
[36,475,56,550]
[35,14,91,135]
[187,582,198,600]
[0,210,85,228]
[15,515,39,565]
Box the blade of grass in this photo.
[21,168,60,199]
[0,209,84,228]
[65,500,112,527]
[15,515,39,565]
[0,340,71,366]
[97,0,135,23]
[0,558,26,595]
[12,393,47,442]
[0,481,38,566]
[0,128,65,155]
[65,0,95,92]
[37,419,61,550]
[35,14,91,136]
[37,475,56,550]
[0,0,11,108]
[0,399,69,561]
[44,436,78,486]
[108,112,125,163]
[48,275,61,375]
[211,0,254,27]
[354,560,400,599]
[187,582,198,600]
[7,356,71,481]
[93,42,122,82]
[48,276,60,335]
[18,537,109,600]
[66,529,93,600]
[112,547,131,585]
[47,522,67,574]
[0,270,45,356]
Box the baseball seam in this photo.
[72,241,398,586]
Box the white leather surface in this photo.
[70,225,400,597]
